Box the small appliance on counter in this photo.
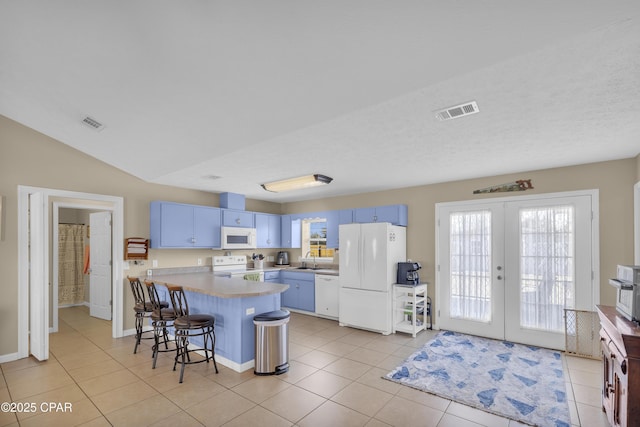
[397,261,422,285]
[275,251,289,266]
[609,264,640,322]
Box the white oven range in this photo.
[212,255,264,282]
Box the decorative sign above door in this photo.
[473,179,534,194]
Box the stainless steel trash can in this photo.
[254,309,290,375]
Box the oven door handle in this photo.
[609,278,635,291]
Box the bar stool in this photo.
[167,285,219,383]
[144,280,177,369]
[127,276,168,354]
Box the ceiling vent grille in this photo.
[81,115,105,131]
[435,101,479,121]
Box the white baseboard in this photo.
[167,333,254,373]
[0,352,19,364]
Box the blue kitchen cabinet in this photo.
[354,204,407,226]
[255,213,281,248]
[326,209,353,248]
[280,271,314,312]
[280,215,301,248]
[150,201,221,248]
[264,271,281,283]
[222,209,254,228]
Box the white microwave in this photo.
[221,227,257,249]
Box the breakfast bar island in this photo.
[147,272,289,372]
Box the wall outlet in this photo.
[147,269,152,276]
[152,259,158,268]
[246,307,255,315]
[123,261,130,270]
[197,258,202,266]
[267,256,274,262]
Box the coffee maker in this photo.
[397,262,422,285]
[276,251,289,266]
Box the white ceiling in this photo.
[1,1,640,202]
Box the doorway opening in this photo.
[435,190,599,350]
[52,205,113,333]
[17,186,124,360]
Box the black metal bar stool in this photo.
[127,276,168,354]
[144,280,177,369]
[127,276,153,354]
[167,285,219,383]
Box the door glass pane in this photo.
[519,205,575,332]
[449,210,492,322]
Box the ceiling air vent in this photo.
[81,115,105,131]
[435,101,479,121]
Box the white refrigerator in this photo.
[338,223,406,335]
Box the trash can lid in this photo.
[254,309,290,321]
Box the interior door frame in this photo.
[18,186,124,359]
[435,189,600,338]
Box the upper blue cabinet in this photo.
[353,204,407,226]
[150,201,221,248]
[255,213,281,248]
[221,209,254,228]
[326,209,353,248]
[281,215,301,248]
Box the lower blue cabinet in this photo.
[280,271,315,312]
[264,271,281,283]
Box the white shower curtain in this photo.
[58,224,86,306]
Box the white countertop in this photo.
[147,272,288,298]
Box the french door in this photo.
[436,191,596,349]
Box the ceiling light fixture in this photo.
[261,174,333,193]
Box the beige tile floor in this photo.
[0,306,609,427]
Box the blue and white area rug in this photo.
[385,331,570,427]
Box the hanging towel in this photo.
[243,272,261,282]
[83,245,90,274]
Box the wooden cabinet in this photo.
[280,271,314,312]
[354,205,407,226]
[150,201,221,248]
[255,213,281,248]
[221,209,254,228]
[597,305,640,427]
[315,274,339,319]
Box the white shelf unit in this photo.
[393,283,428,337]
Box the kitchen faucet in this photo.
[304,251,317,269]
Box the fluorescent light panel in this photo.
[261,174,333,192]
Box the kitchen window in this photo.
[301,218,334,262]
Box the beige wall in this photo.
[285,160,638,316]
[0,115,281,356]
[1,113,638,358]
